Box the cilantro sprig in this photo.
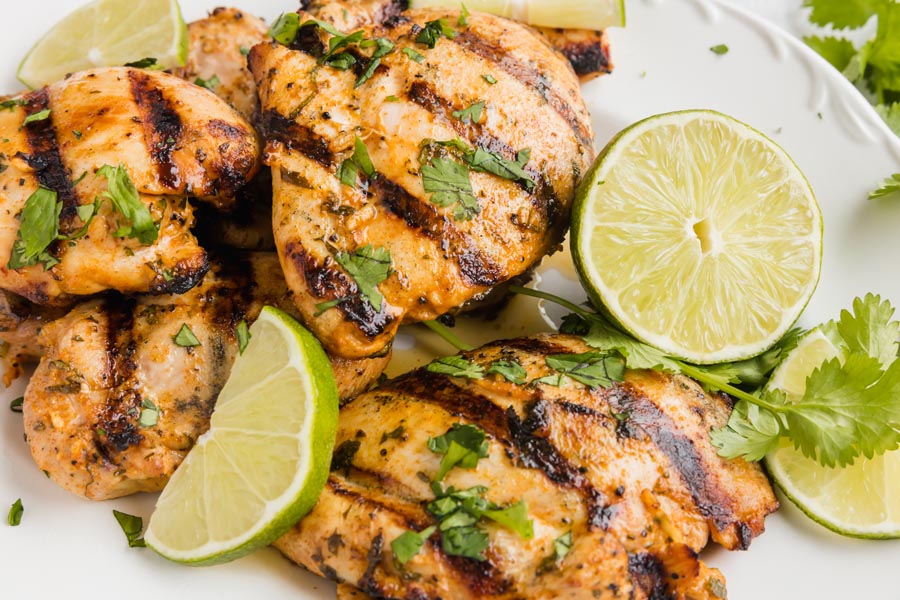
[802,0,900,137]
[869,173,900,199]
[515,286,900,469]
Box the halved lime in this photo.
[409,0,625,30]
[765,329,900,539]
[144,307,339,565]
[17,0,189,89]
[571,110,822,364]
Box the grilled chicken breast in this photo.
[0,67,259,305]
[175,7,269,120]
[301,0,612,80]
[22,253,389,500]
[275,334,777,599]
[250,8,595,359]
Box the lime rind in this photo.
[764,327,900,539]
[17,0,188,89]
[571,109,822,364]
[144,307,339,565]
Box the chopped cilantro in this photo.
[416,18,456,48]
[8,498,23,526]
[194,74,220,90]
[452,100,485,124]
[421,156,480,220]
[173,323,201,347]
[427,423,489,481]
[426,356,485,380]
[402,46,426,63]
[482,74,497,85]
[337,136,377,188]
[7,186,61,271]
[9,396,23,413]
[112,510,145,547]
[544,352,626,388]
[236,320,251,355]
[331,439,361,476]
[357,38,394,87]
[124,57,163,70]
[96,164,159,244]
[21,109,50,128]
[391,525,436,564]
[138,399,159,427]
[486,360,527,384]
[459,3,471,26]
[709,44,729,55]
[333,245,392,311]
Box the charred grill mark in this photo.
[128,70,184,188]
[383,370,511,442]
[19,88,79,227]
[507,400,612,530]
[148,251,210,295]
[356,533,384,593]
[405,80,563,237]
[94,295,143,457]
[261,110,334,167]
[453,31,593,148]
[368,177,504,287]
[205,119,256,197]
[285,242,393,338]
[627,552,671,600]
[555,36,612,77]
[607,384,739,534]
[327,476,431,531]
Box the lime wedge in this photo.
[144,307,339,565]
[409,0,625,30]
[571,109,822,364]
[17,0,189,89]
[765,329,900,539]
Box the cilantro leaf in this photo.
[869,172,900,199]
[710,400,783,461]
[428,423,489,481]
[836,293,899,367]
[709,44,729,55]
[553,531,573,560]
[545,352,625,388]
[124,57,164,70]
[112,510,146,547]
[441,524,489,560]
[421,156,480,220]
[334,244,392,311]
[173,324,201,347]
[193,74,220,90]
[463,147,535,191]
[804,36,858,71]
[96,164,158,244]
[803,0,881,29]
[337,135,377,188]
[331,440,361,476]
[21,109,50,128]
[236,320,251,355]
[139,399,159,427]
[7,186,61,270]
[875,103,900,136]
[7,498,23,526]
[482,74,497,85]
[269,13,301,44]
[416,19,456,48]
[391,525,436,564]
[582,318,680,372]
[426,355,485,379]
[452,100,485,124]
[459,3,471,26]
[0,98,26,111]
[402,47,426,63]
[481,500,533,539]
[59,197,103,241]
[357,38,394,87]
[486,360,527,384]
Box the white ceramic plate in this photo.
[3,0,900,598]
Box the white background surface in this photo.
[3,1,900,599]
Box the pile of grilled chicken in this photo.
[0,2,777,598]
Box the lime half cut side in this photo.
[409,0,625,30]
[765,329,900,539]
[17,0,188,89]
[571,109,822,364]
[144,307,339,565]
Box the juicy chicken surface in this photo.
[275,334,777,599]
[175,7,268,121]
[302,0,612,80]
[0,67,259,305]
[250,8,595,359]
[22,253,389,500]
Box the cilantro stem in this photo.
[423,320,475,351]
[508,286,596,320]
[675,361,779,409]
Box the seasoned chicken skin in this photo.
[250,8,595,358]
[175,7,268,120]
[0,67,260,305]
[22,253,389,500]
[275,334,777,599]
[302,0,613,80]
